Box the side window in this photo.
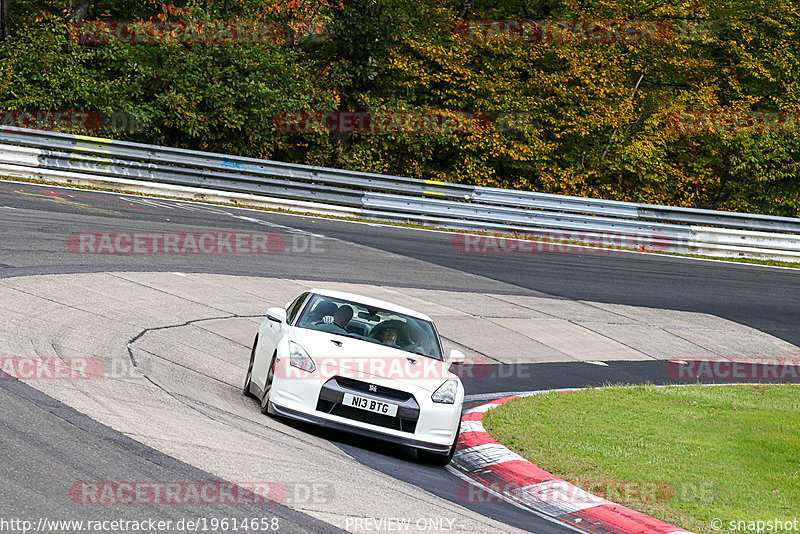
[286,292,310,325]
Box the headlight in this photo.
[289,341,315,373]
[432,379,458,404]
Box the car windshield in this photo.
[296,294,443,360]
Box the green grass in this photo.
[482,384,800,533]
[2,174,799,270]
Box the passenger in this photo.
[378,327,399,347]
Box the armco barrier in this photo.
[0,125,798,261]
[688,227,800,260]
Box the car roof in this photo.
[308,288,433,322]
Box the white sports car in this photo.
[244,289,465,465]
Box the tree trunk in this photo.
[68,0,91,21]
[1,0,10,40]
[457,0,474,20]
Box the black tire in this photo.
[260,351,277,415]
[418,420,460,467]
[243,335,258,398]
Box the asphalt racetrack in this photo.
[1,181,797,533]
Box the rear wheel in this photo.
[260,351,277,415]
[243,335,258,398]
[418,420,460,467]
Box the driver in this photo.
[321,304,354,332]
[310,301,337,324]
[332,305,353,330]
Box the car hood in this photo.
[290,327,455,392]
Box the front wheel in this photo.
[243,335,258,398]
[418,421,460,467]
[260,351,277,415]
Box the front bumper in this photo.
[269,365,462,451]
[269,401,452,454]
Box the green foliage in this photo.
[0,0,798,215]
[483,384,800,533]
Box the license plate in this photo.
[342,393,398,417]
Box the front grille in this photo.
[335,377,413,401]
[316,377,420,434]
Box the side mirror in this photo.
[266,307,287,325]
[448,349,466,365]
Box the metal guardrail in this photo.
[0,125,799,261]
